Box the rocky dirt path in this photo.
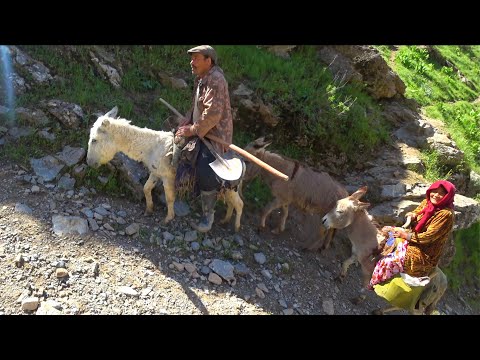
[0,158,475,315]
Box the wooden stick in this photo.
[159,97,289,181]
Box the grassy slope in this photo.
[3,45,389,207]
[3,45,479,296]
[10,45,388,158]
[375,45,480,298]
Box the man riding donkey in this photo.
[166,45,288,233]
[174,45,238,232]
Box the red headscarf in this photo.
[414,180,456,232]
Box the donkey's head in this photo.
[244,136,272,155]
[322,186,370,230]
[242,136,273,182]
[86,106,120,168]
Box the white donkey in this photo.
[321,186,448,315]
[87,107,177,224]
[86,107,244,230]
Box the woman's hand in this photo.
[405,212,417,221]
[393,228,408,239]
[381,226,394,234]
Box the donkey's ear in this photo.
[349,186,368,200]
[353,200,370,210]
[253,136,272,149]
[105,106,118,118]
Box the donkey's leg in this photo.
[372,306,402,315]
[220,189,244,233]
[322,228,336,251]
[233,191,244,233]
[272,203,289,234]
[340,254,357,279]
[220,190,235,225]
[162,175,176,224]
[143,174,158,216]
[260,197,284,230]
[419,268,447,315]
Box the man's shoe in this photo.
[193,213,215,233]
[191,189,217,233]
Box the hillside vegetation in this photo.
[375,45,480,302]
[9,45,387,162]
[1,45,479,307]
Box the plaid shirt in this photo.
[187,65,233,154]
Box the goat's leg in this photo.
[259,197,283,230]
[143,174,157,216]
[272,203,289,234]
[162,176,176,224]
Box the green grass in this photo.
[424,101,480,173]
[12,45,391,166]
[385,45,480,306]
[445,222,480,293]
[374,45,392,61]
[434,46,480,93]
[243,177,273,210]
[421,149,455,182]
[219,45,389,158]
[382,46,480,173]
[392,46,478,106]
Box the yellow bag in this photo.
[374,275,424,310]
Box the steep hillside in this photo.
[0,45,479,314]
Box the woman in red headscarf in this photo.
[369,180,456,288]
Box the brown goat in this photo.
[243,137,348,249]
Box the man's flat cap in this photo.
[187,45,217,64]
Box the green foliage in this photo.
[435,45,480,92]
[137,227,150,243]
[0,127,85,167]
[82,166,132,198]
[218,45,388,158]
[421,149,454,182]
[424,102,480,173]
[0,141,34,166]
[393,45,478,106]
[12,45,391,171]
[232,129,256,148]
[243,177,273,210]
[397,46,433,75]
[444,222,480,294]
[373,45,392,61]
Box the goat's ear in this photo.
[349,186,367,200]
[105,106,118,118]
